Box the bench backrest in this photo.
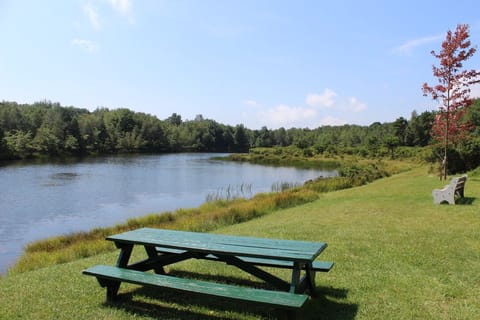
[455,176,467,191]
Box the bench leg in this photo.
[106,283,121,302]
[97,278,121,302]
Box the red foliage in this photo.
[431,109,471,145]
[422,24,480,179]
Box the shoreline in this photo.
[6,158,403,275]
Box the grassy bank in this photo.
[219,146,343,169]
[1,165,479,319]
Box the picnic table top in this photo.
[107,227,327,263]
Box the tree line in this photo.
[0,101,252,159]
[1,99,479,171]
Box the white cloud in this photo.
[244,99,259,107]
[306,88,337,108]
[71,38,98,53]
[393,34,443,55]
[106,0,134,23]
[258,104,317,128]
[348,97,367,112]
[244,89,367,129]
[83,3,101,30]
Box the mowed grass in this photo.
[1,166,479,319]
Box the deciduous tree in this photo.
[422,24,480,180]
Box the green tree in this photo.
[273,127,291,147]
[254,126,273,147]
[64,135,80,153]
[384,135,400,159]
[4,130,34,159]
[233,124,250,152]
[166,113,182,126]
[139,115,167,151]
[405,110,434,146]
[33,126,61,155]
[392,117,408,145]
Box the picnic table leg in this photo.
[115,243,133,267]
[144,245,166,274]
[94,277,121,302]
[101,242,134,301]
[289,262,301,293]
[215,255,290,291]
[305,263,317,297]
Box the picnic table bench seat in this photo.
[83,265,309,310]
[432,175,467,205]
[155,247,334,272]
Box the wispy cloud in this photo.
[245,88,367,129]
[83,3,101,30]
[393,34,443,55]
[306,88,337,108]
[348,97,367,112]
[258,104,317,128]
[306,89,367,112]
[71,38,98,53]
[106,0,134,23]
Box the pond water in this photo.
[0,153,337,273]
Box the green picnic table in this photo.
[83,228,333,318]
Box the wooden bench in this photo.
[432,175,467,205]
[155,247,334,272]
[83,265,309,314]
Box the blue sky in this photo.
[1,1,480,129]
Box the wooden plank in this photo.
[83,265,309,310]
[155,247,334,272]
[312,261,334,272]
[110,228,323,254]
[107,228,327,262]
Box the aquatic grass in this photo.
[270,181,301,192]
[205,183,253,202]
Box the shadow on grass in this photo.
[108,288,276,320]
[101,271,358,320]
[436,197,476,205]
[303,286,358,320]
[456,197,475,205]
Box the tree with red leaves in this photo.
[422,24,480,180]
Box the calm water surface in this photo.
[0,153,337,273]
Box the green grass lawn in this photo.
[1,166,479,319]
